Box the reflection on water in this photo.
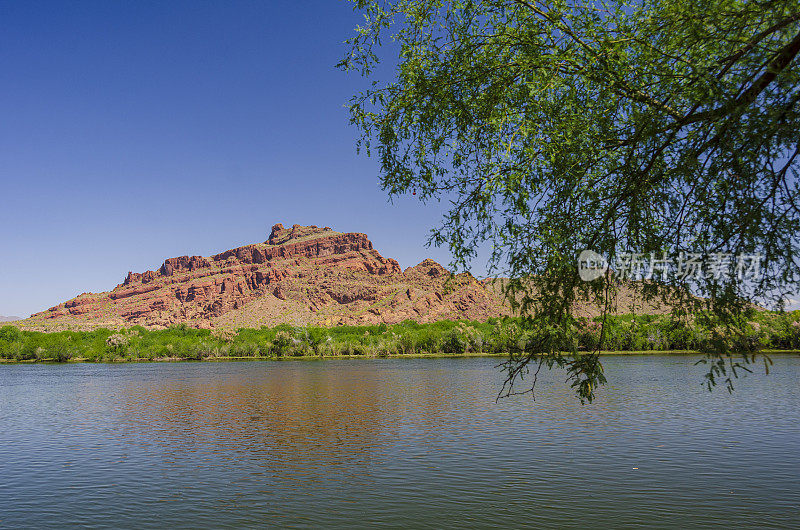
[1,356,799,528]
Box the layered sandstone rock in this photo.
[27,223,504,329]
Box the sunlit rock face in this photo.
[30,223,506,329]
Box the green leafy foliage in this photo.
[1,311,798,367]
[339,0,800,400]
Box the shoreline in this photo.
[2,349,798,364]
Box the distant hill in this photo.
[0,316,21,322]
[16,222,672,332]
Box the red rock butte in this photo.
[28,223,509,329]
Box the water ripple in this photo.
[0,356,798,528]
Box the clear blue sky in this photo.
[0,0,469,318]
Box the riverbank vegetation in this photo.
[2,312,800,362]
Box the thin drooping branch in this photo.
[342,0,800,401]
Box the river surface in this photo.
[1,356,798,528]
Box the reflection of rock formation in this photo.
[110,362,478,475]
[28,223,507,329]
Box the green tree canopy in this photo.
[339,0,800,400]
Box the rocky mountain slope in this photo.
[22,224,510,330]
[15,223,673,331]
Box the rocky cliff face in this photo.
[27,223,506,329]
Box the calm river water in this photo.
[1,356,798,528]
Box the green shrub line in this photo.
[2,312,800,363]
